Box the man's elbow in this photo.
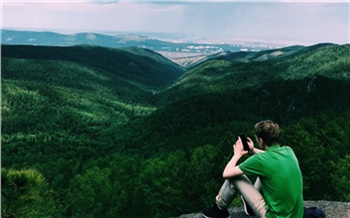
[222,172,229,179]
[222,167,243,179]
[222,171,236,179]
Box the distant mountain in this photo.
[1,29,277,61]
[174,44,336,68]
[215,45,307,62]
[1,29,171,48]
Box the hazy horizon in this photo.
[2,1,349,46]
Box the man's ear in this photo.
[258,137,264,146]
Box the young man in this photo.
[202,120,304,218]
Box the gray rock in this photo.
[173,201,350,218]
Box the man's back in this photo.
[239,145,304,218]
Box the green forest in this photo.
[1,43,350,217]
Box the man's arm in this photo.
[222,137,247,178]
[246,137,265,155]
[249,147,265,155]
[222,155,244,178]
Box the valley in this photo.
[1,41,350,218]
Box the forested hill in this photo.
[160,43,349,102]
[1,44,185,89]
[1,43,350,218]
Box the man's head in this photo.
[254,120,280,147]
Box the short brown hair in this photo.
[254,120,280,146]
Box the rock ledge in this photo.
[175,201,350,218]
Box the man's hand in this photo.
[222,138,248,179]
[233,137,249,157]
[246,137,265,154]
[246,137,255,153]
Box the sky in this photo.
[1,0,349,45]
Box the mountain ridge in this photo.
[1,44,185,90]
[1,29,283,61]
[158,43,349,104]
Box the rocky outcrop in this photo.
[174,201,350,218]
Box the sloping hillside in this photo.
[122,75,350,156]
[160,44,349,103]
[216,44,306,62]
[1,44,185,138]
[173,45,306,68]
[1,44,185,89]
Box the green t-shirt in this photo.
[238,145,304,218]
